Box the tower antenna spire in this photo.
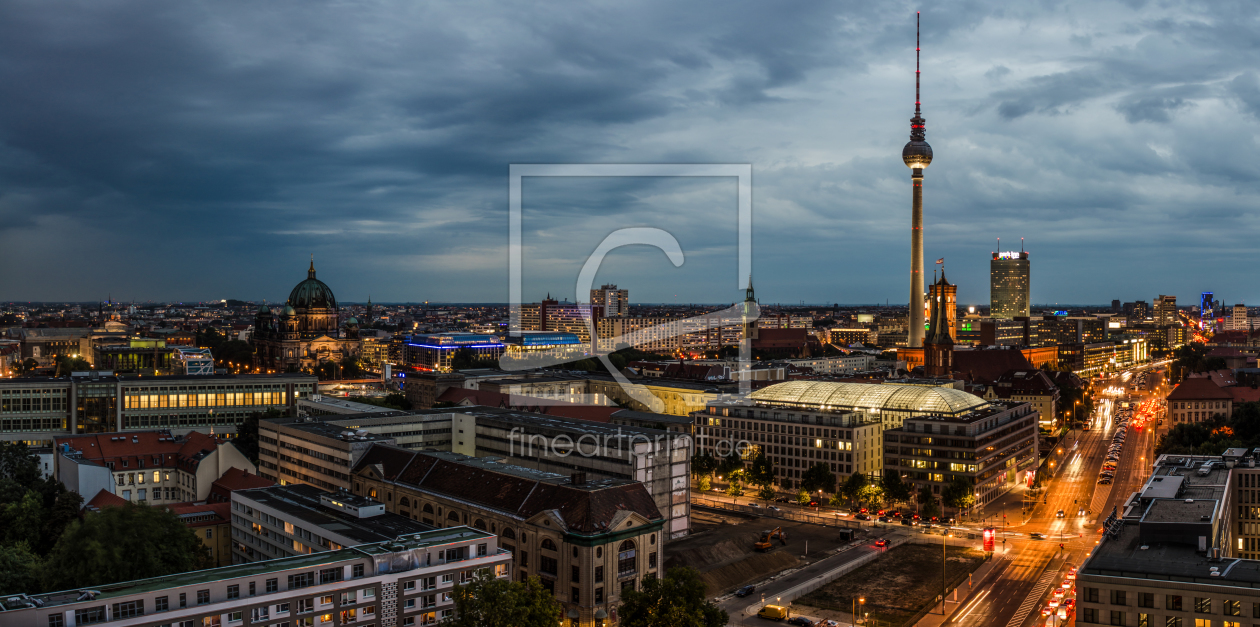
[1021,237,1025,252]
[916,11,921,117]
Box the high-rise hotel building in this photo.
[990,251,1030,319]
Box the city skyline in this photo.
[3,2,1259,306]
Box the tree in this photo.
[857,482,885,506]
[796,488,811,505]
[726,482,744,497]
[0,543,41,596]
[747,450,775,488]
[442,570,561,627]
[41,503,210,591]
[881,472,913,505]
[757,484,776,501]
[698,475,711,492]
[53,354,91,375]
[941,477,976,512]
[691,452,719,477]
[716,450,744,478]
[800,462,836,494]
[917,485,940,518]
[215,340,255,368]
[37,490,83,556]
[619,566,728,627]
[235,408,282,465]
[340,355,363,378]
[840,472,867,502]
[3,490,43,548]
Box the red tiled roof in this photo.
[951,350,1033,384]
[207,468,274,503]
[354,445,662,534]
[1229,387,1260,404]
[55,430,221,474]
[163,501,231,528]
[1167,377,1234,401]
[85,489,128,511]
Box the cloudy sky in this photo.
[2,0,1257,307]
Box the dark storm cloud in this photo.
[0,0,1257,304]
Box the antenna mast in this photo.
[916,12,921,117]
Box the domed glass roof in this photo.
[749,381,987,415]
[288,261,337,310]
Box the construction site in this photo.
[664,506,864,595]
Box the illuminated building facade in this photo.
[1154,295,1178,327]
[589,284,628,317]
[403,333,504,372]
[253,260,362,371]
[990,251,1030,319]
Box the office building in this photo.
[1073,450,1260,627]
[0,371,314,448]
[695,391,884,487]
[265,406,691,538]
[230,483,432,563]
[352,445,663,626]
[990,250,1031,319]
[883,399,1039,509]
[54,430,255,505]
[402,333,505,372]
[0,526,509,627]
[589,284,628,317]
[500,331,585,368]
[257,414,400,491]
[172,347,215,375]
[1124,300,1151,325]
[1227,304,1250,331]
[1155,295,1179,327]
[829,327,874,346]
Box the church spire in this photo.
[745,275,755,302]
[308,255,316,279]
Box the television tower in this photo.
[903,12,933,347]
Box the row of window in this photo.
[1083,589,1257,616]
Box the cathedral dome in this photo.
[282,304,296,316]
[288,260,337,310]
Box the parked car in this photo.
[787,618,815,627]
[750,503,762,508]
[875,539,887,548]
[855,513,871,521]
[736,585,756,597]
[769,506,781,512]
[878,516,890,523]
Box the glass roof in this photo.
[749,381,988,414]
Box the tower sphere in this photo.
[903,138,933,169]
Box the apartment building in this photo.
[230,484,432,563]
[979,369,1060,429]
[0,526,509,627]
[882,400,1039,508]
[782,354,877,375]
[352,445,665,627]
[54,430,255,505]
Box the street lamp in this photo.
[859,598,865,625]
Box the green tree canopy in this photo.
[800,462,836,494]
[840,471,867,502]
[747,450,775,487]
[917,485,940,518]
[619,567,728,627]
[796,488,811,505]
[881,471,913,504]
[690,452,719,477]
[941,477,976,511]
[42,503,210,592]
[757,484,776,501]
[442,570,561,627]
[0,543,41,596]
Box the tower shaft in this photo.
[909,172,925,347]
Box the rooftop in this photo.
[233,484,432,545]
[1,527,496,611]
[747,380,990,415]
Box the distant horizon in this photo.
[2,300,1163,310]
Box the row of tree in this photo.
[0,443,212,595]
[445,567,726,627]
[693,448,977,516]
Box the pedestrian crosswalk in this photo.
[1007,570,1060,627]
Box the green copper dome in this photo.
[287,260,337,310]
